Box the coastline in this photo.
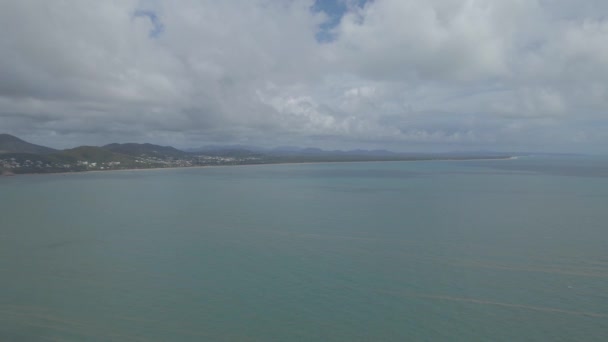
[1,156,517,178]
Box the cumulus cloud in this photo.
[0,0,607,152]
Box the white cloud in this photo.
[0,0,607,152]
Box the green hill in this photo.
[0,136,200,174]
[0,134,57,154]
[57,146,136,164]
[103,143,188,158]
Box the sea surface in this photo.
[1,156,608,341]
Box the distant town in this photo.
[0,155,261,173]
[0,133,512,176]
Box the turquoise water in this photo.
[1,157,607,341]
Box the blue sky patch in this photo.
[311,0,367,42]
[133,10,164,38]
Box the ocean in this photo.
[1,157,607,341]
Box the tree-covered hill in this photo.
[0,134,57,155]
[103,143,189,158]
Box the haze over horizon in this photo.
[1,1,608,153]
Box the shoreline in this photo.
[1,156,517,178]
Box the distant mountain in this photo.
[0,134,57,155]
[1,134,515,176]
[189,144,514,159]
[103,143,188,158]
[187,144,263,153]
[267,147,400,157]
[191,145,400,157]
[198,148,262,158]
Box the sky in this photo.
[1,0,608,152]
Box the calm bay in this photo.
[1,157,607,341]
